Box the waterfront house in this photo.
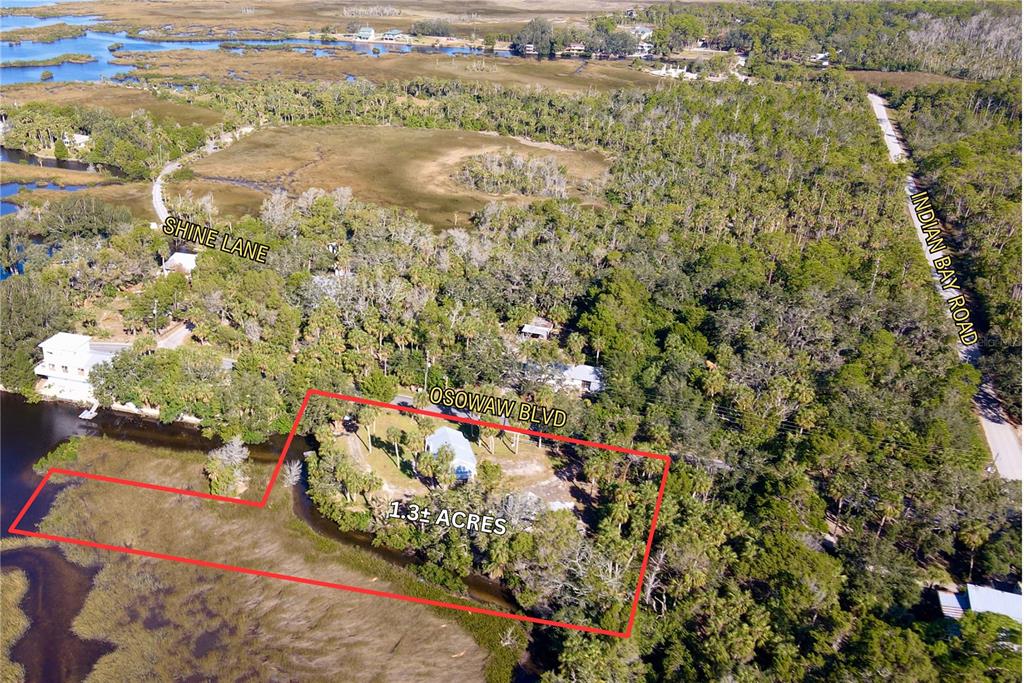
[381,29,408,42]
[563,42,586,56]
[356,27,375,41]
[522,43,538,55]
[426,426,477,481]
[34,333,128,402]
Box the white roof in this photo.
[563,364,601,383]
[521,324,551,336]
[967,585,1022,623]
[937,590,967,619]
[39,332,91,353]
[164,252,198,273]
[426,426,477,478]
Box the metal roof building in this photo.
[426,426,477,481]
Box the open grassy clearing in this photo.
[35,436,524,681]
[847,69,971,88]
[0,83,224,127]
[345,410,575,508]
[0,569,29,683]
[164,178,267,219]
[181,124,609,228]
[0,162,114,187]
[119,46,661,92]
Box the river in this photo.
[1,15,512,85]
[0,392,517,680]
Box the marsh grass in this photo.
[0,570,29,683]
[182,124,609,228]
[36,436,526,682]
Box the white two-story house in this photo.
[34,333,127,402]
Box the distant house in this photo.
[62,132,90,148]
[636,40,654,55]
[629,26,654,41]
[936,584,1022,624]
[381,29,408,41]
[520,317,555,341]
[563,42,586,56]
[426,426,477,481]
[34,333,128,402]
[356,26,375,41]
[162,252,197,276]
[522,43,538,55]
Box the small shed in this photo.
[426,426,477,481]
[520,317,554,340]
[561,364,603,393]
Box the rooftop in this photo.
[164,252,198,274]
[39,332,91,353]
[967,584,1022,623]
[426,426,477,480]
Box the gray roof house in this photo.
[936,584,1022,623]
[426,426,477,481]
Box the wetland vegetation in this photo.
[1,1,1021,680]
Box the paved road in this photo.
[156,321,193,350]
[868,94,1021,480]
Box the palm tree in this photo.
[386,426,403,468]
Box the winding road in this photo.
[151,126,254,224]
[868,94,1021,480]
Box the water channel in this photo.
[0,392,517,680]
[1,11,512,85]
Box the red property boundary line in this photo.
[8,389,671,638]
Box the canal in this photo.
[0,392,518,680]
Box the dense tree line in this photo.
[631,1,1021,80]
[1,73,1019,680]
[882,79,1022,420]
[456,152,569,198]
[1,102,206,179]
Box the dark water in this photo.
[2,549,113,682]
[1,393,518,679]
[1,147,99,173]
[0,14,100,31]
[2,180,86,219]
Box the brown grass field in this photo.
[0,83,223,127]
[178,124,610,227]
[0,162,115,187]
[120,46,661,92]
[847,70,970,88]
[33,437,521,681]
[16,0,642,39]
